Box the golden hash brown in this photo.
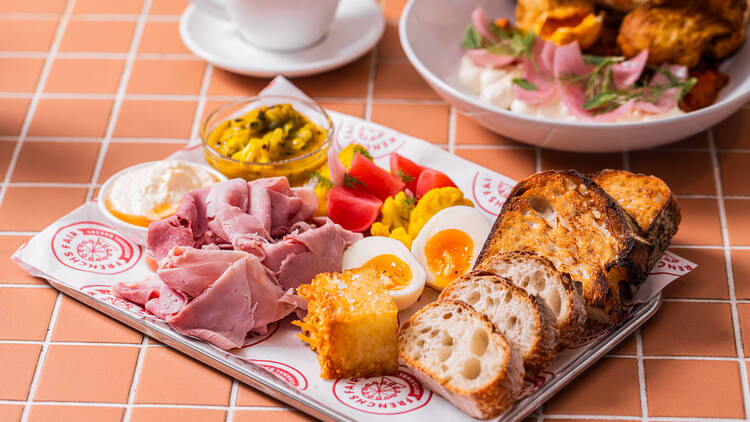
[293,267,399,379]
[477,170,651,323]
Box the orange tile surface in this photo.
[135,347,231,405]
[0,59,44,93]
[0,287,57,340]
[0,20,58,51]
[45,59,125,93]
[26,405,124,422]
[28,99,113,137]
[0,1,747,419]
[12,141,100,183]
[0,343,41,400]
[646,359,745,418]
[51,296,142,343]
[60,20,136,52]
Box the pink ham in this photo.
[262,218,363,291]
[157,246,248,298]
[147,188,209,263]
[471,7,497,43]
[111,273,162,305]
[145,285,187,320]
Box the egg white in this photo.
[342,236,426,311]
[410,206,492,290]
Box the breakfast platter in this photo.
[11,77,696,421]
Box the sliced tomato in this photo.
[327,186,383,232]
[415,168,457,198]
[348,153,405,201]
[389,153,424,193]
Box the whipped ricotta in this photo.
[106,160,217,226]
[458,55,685,123]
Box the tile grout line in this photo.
[636,329,649,421]
[0,0,74,216]
[363,30,380,121]
[448,107,456,154]
[226,380,239,422]
[708,127,750,419]
[122,336,149,422]
[188,63,214,143]
[20,292,63,422]
[84,0,153,202]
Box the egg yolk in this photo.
[105,199,178,228]
[424,229,474,289]
[363,254,412,291]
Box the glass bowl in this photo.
[201,95,332,186]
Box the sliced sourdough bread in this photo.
[593,169,681,271]
[478,170,652,324]
[398,300,524,420]
[439,273,558,376]
[475,251,586,348]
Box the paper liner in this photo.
[12,76,696,421]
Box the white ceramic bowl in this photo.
[400,0,750,152]
[98,160,227,246]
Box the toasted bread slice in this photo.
[440,272,558,376]
[398,300,524,419]
[475,251,586,348]
[478,170,652,323]
[593,169,681,271]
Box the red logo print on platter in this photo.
[250,360,309,390]
[52,222,142,275]
[472,171,513,216]
[335,121,405,158]
[332,369,432,415]
[81,284,151,316]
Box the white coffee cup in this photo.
[189,0,341,51]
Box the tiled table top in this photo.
[1,0,749,421]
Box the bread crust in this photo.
[593,169,681,271]
[398,300,524,419]
[439,273,558,377]
[478,170,652,324]
[475,251,587,348]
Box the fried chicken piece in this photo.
[617,0,747,68]
[680,67,730,111]
[517,0,604,49]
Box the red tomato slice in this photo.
[348,153,405,201]
[415,168,457,198]
[389,153,424,193]
[327,186,383,233]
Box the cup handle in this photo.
[189,0,229,20]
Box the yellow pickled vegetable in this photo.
[408,187,473,237]
[208,103,327,164]
[371,187,473,249]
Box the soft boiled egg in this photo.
[342,236,426,311]
[411,206,491,291]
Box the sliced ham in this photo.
[147,188,209,263]
[111,273,162,305]
[263,219,363,291]
[157,246,247,298]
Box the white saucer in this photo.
[179,0,385,78]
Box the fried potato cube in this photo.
[293,267,399,379]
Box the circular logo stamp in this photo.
[472,171,514,216]
[333,369,432,415]
[52,222,142,275]
[81,284,151,316]
[335,121,405,158]
[251,360,308,390]
[521,370,555,397]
